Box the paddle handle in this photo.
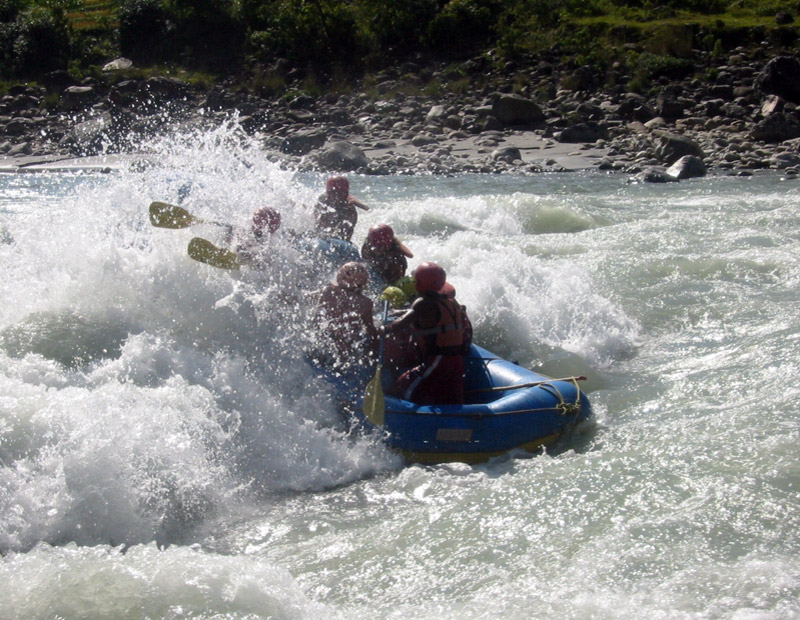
[377,299,389,362]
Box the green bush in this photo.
[360,0,437,56]
[13,6,71,75]
[245,0,363,69]
[166,0,245,70]
[119,0,172,64]
[427,0,501,56]
[637,52,694,79]
[0,0,26,23]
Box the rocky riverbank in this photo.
[2,51,799,180]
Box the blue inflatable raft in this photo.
[351,344,592,464]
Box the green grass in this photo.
[66,0,119,31]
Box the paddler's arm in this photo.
[380,308,414,334]
[348,195,369,211]
[379,297,437,334]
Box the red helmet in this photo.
[336,261,368,290]
[326,176,349,198]
[414,261,446,293]
[367,223,394,251]
[439,281,456,299]
[252,207,281,235]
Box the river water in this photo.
[1,128,799,619]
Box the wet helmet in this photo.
[439,281,456,299]
[395,275,417,298]
[252,207,281,236]
[414,261,446,293]
[380,286,408,309]
[336,261,369,290]
[326,176,350,198]
[367,223,394,251]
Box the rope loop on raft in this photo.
[541,376,584,417]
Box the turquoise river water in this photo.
[1,128,799,619]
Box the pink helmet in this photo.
[252,207,281,235]
[336,261,368,290]
[414,261,446,293]
[326,176,349,198]
[367,223,394,251]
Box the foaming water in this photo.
[2,124,799,619]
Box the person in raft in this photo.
[380,261,469,405]
[312,261,377,371]
[360,223,414,286]
[313,176,368,242]
[230,206,282,268]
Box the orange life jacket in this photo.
[418,295,465,356]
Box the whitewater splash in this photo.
[0,124,634,554]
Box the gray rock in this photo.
[491,94,545,125]
[772,152,800,168]
[491,146,522,163]
[314,140,368,171]
[558,122,607,143]
[756,56,800,104]
[655,93,684,119]
[62,86,95,110]
[653,131,705,165]
[761,95,786,116]
[102,57,133,72]
[280,129,326,155]
[59,113,112,155]
[426,105,447,121]
[666,155,706,179]
[411,133,437,146]
[751,112,800,143]
[629,167,680,183]
[7,142,32,156]
[4,117,35,136]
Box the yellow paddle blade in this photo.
[363,366,385,427]
[187,237,241,270]
[149,201,196,229]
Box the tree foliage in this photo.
[0,1,72,77]
[2,0,799,83]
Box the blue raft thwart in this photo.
[351,344,593,464]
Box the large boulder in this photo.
[314,141,368,171]
[3,117,35,136]
[653,131,705,165]
[756,56,800,104]
[280,129,326,155]
[655,92,684,119]
[59,113,113,155]
[102,57,133,72]
[558,121,607,143]
[628,167,680,184]
[666,155,706,179]
[62,86,96,111]
[491,94,545,126]
[491,146,522,163]
[750,112,800,143]
[617,93,656,122]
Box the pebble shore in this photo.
[1,51,799,180]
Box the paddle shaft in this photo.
[377,299,389,362]
[362,300,390,426]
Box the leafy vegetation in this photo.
[0,0,797,92]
